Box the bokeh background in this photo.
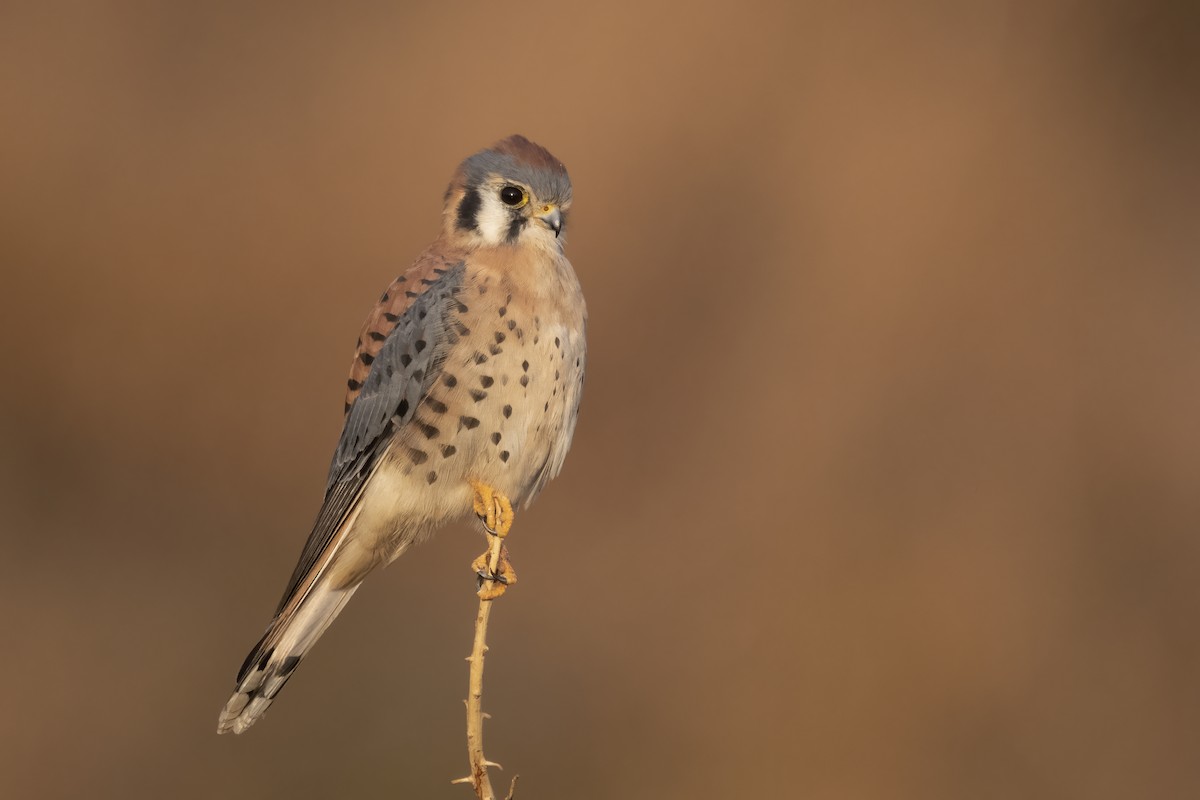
[1,2,1197,798]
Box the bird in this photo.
[217,135,586,735]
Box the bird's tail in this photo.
[217,577,360,734]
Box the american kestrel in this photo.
[217,135,586,735]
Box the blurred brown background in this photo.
[1,1,1197,798]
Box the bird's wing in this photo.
[272,253,468,616]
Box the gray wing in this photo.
[273,261,467,612]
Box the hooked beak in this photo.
[536,206,563,237]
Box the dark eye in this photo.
[499,186,526,206]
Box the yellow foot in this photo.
[472,544,518,600]
[470,480,514,537]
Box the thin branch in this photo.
[451,531,518,800]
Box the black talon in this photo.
[475,568,508,587]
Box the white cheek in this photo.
[476,196,512,245]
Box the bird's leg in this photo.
[471,480,514,537]
[470,480,517,600]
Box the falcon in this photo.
[218,135,586,734]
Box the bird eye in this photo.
[499,186,527,207]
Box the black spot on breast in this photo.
[460,416,480,430]
[554,337,560,348]
[480,375,494,388]
[369,331,387,342]
[443,374,458,388]
[384,312,400,322]
[440,444,457,458]
[470,389,488,402]
[405,290,418,298]
[520,375,529,387]
[507,319,517,331]
[415,421,439,439]
[427,471,438,484]
[454,299,469,313]
[457,187,481,231]
[359,352,375,366]
[502,405,512,418]
[424,397,448,414]
[499,451,510,462]
[454,322,472,336]
[407,448,428,465]
[498,306,508,318]
[489,344,503,356]
[521,360,529,372]
[474,352,489,364]
[419,277,437,286]
[491,432,502,445]
[494,331,506,343]
[347,378,362,391]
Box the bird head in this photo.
[443,135,572,253]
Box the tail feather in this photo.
[217,578,360,734]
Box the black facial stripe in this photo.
[456,187,481,231]
[506,216,526,243]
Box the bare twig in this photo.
[451,531,518,800]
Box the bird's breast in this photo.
[385,250,585,514]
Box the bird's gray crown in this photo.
[458,135,572,205]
